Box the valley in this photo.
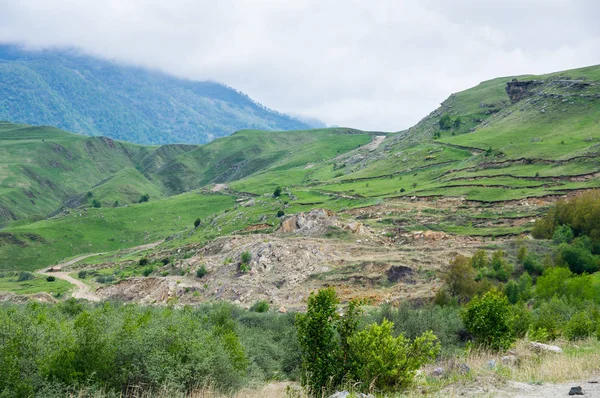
[1,63,600,398]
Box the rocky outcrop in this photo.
[506,79,542,103]
[278,209,336,235]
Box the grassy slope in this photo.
[0,192,235,271]
[2,65,600,273]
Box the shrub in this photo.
[553,224,574,244]
[443,255,482,302]
[138,257,149,266]
[273,186,282,198]
[564,311,596,340]
[439,114,452,130]
[470,250,489,269]
[558,243,599,274]
[504,280,520,304]
[296,288,342,395]
[46,276,56,282]
[161,257,170,265]
[453,116,462,127]
[250,300,270,313]
[142,266,154,277]
[517,245,527,263]
[461,290,515,351]
[113,200,119,207]
[194,218,201,228]
[348,319,440,391]
[523,253,544,275]
[196,265,207,278]
[530,296,573,340]
[276,210,285,218]
[17,271,35,282]
[400,187,405,193]
[138,194,150,203]
[240,251,252,267]
[78,270,88,279]
[91,199,101,208]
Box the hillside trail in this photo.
[36,240,164,301]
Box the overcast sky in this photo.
[1,0,599,131]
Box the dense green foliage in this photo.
[461,290,515,351]
[0,45,311,145]
[0,300,299,397]
[296,288,439,395]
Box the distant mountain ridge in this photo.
[0,44,311,144]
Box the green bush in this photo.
[296,288,343,395]
[439,114,452,130]
[17,271,35,282]
[461,290,515,351]
[523,253,544,275]
[530,296,573,340]
[250,300,270,313]
[138,257,149,266]
[374,303,463,350]
[194,218,201,228]
[348,319,440,392]
[142,266,154,277]
[273,186,282,198]
[564,311,596,340]
[558,243,599,274]
[91,199,102,208]
[138,194,150,203]
[196,265,207,278]
[78,270,89,279]
[46,276,56,282]
[553,224,574,244]
[276,210,285,218]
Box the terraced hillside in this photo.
[1,64,599,306]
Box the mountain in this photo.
[0,44,311,144]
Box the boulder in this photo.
[530,341,563,353]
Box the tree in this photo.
[276,210,285,218]
[91,199,101,208]
[348,320,439,391]
[194,218,201,228]
[138,194,150,203]
[439,114,452,130]
[296,288,341,395]
[453,116,462,127]
[461,290,515,351]
[273,186,282,197]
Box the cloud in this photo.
[0,0,598,131]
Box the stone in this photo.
[487,359,496,369]
[278,306,287,314]
[457,363,470,374]
[568,386,584,395]
[501,355,518,365]
[530,341,563,353]
[328,391,349,398]
[432,367,445,377]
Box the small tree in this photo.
[348,320,440,391]
[91,199,101,208]
[196,265,207,278]
[439,114,452,130]
[276,210,285,218]
[461,290,515,351]
[194,218,201,228]
[453,116,462,127]
[138,194,150,203]
[250,300,270,313]
[273,186,282,198]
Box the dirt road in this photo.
[36,240,164,301]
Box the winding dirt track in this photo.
[36,240,163,301]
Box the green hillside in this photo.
[0,44,312,144]
[1,64,599,271]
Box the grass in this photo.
[0,271,72,295]
[0,192,236,271]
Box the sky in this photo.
[0,0,599,132]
